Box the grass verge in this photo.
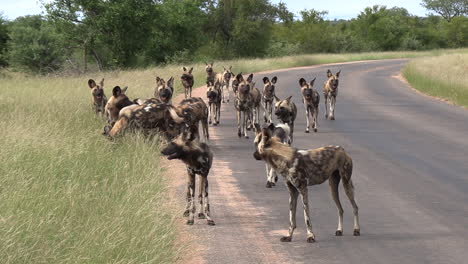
[0,48,466,263]
[403,52,468,107]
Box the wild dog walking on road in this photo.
[262,76,277,123]
[215,66,234,103]
[206,81,222,125]
[234,73,254,138]
[300,77,320,133]
[181,67,194,99]
[274,95,297,143]
[324,69,341,120]
[253,128,360,242]
[254,123,291,188]
[88,78,107,117]
[161,129,215,226]
[250,82,262,128]
[155,76,174,104]
[205,62,216,85]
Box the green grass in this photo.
[403,52,468,107]
[1,48,467,263]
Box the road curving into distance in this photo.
[173,59,468,264]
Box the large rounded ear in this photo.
[327,69,332,78]
[182,66,187,72]
[210,62,214,67]
[122,86,128,94]
[261,127,271,142]
[236,73,244,82]
[274,95,280,102]
[310,77,316,87]
[299,78,307,87]
[88,79,96,88]
[336,70,341,78]
[156,76,162,85]
[247,73,254,82]
[223,66,227,71]
[262,77,269,84]
[112,86,121,97]
[229,66,232,70]
[267,123,275,131]
[271,76,277,84]
[168,77,174,87]
[286,96,292,102]
[189,67,193,74]
[254,123,261,133]
[99,78,105,88]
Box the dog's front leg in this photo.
[186,170,196,225]
[198,174,205,219]
[313,105,319,132]
[237,110,242,138]
[299,185,315,242]
[281,181,298,242]
[201,175,215,225]
[208,103,212,125]
[305,103,310,133]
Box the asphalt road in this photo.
[180,59,468,264]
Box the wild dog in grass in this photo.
[274,95,297,143]
[323,69,341,120]
[234,73,254,138]
[155,76,174,104]
[254,123,291,188]
[103,101,184,141]
[262,76,277,123]
[300,77,320,133]
[253,128,360,242]
[206,81,222,126]
[105,86,134,126]
[161,129,215,226]
[205,62,216,85]
[88,78,107,117]
[177,97,210,141]
[215,66,234,103]
[181,67,194,98]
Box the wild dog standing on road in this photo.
[250,82,262,128]
[177,97,210,141]
[323,69,341,120]
[262,76,277,123]
[300,77,320,133]
[254,123,291,188]
[155,76,174,104]
[161,129,215,226]
[234,73,254,138]
[217,66,234,103]
[205,62,216,85]
[231,72,241,96]
[105,86,134,126]
[181,67,194,99]
[88,78,107,117]
[253,128,360,242]
[206,81,222,125]
[274,95,297,143]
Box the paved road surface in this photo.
[177,59,468,264]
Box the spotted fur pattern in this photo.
[206,81,222,126]
[274,95,297,143]
[178,97,210,141]
[253,129,360,242]
[234,73,254,138]
[105,86,134,126]
[181,66,194,99]
[205,62,216,86]
[262,76,277,123]
[161,130,215,226]
[323,69,341,120]
[300,77,320,133]
[88,78,107,117]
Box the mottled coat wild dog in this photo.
[88,78,107,117]
[177,97,210,141]
[253,128,360,242]
[250,82,262,128]
[181,67,194,98]
[231,72,241,96]
[105,86,134,126]
[206,81,222,125]
[215,66,234,103]
[323,69,341,120]
[262,76,277,123]
[254,123,291,188]
[300,77,320,133]
[234,73,254,138]
[205,62,216,85]
[274,95,297,143]
[161,129,215,226]
[155,76,174,104]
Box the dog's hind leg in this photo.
[202,176,215,225]
[330,171,344,236]
[299,185,315,243]
[313,105,319,132]
[281,181,298,242]
[343,177,360,236]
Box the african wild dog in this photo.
[253,128,360,242]
[206,81,222,125]
[177,97,210,141]
[274,95,297,143]
[88,78,107,117]
[249,82,262,128]
[155,76,174,104]
[181,67,194,99]
[231,72,241,96]
[205,62,216,85]
[254,123,291,188]
[300,77,320,133]
[161,129,215,226]
[323,69,341,120]
[262,76,277,123]
[234,73,254,138]
[215,66,234,103]
[105,86,134,126]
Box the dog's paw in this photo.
[353,229,360,236]
[207,220,215,226]
[307,236,316,243]
[265,182,272,188]
[280,236,292,242]
[198,213,206,219]
[186,219,194,225]
[335,230,343,236]
[183,210,190,217]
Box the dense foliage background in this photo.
[0,0,466,73]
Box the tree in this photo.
[0,13,9,67]
[421,0,468,21]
